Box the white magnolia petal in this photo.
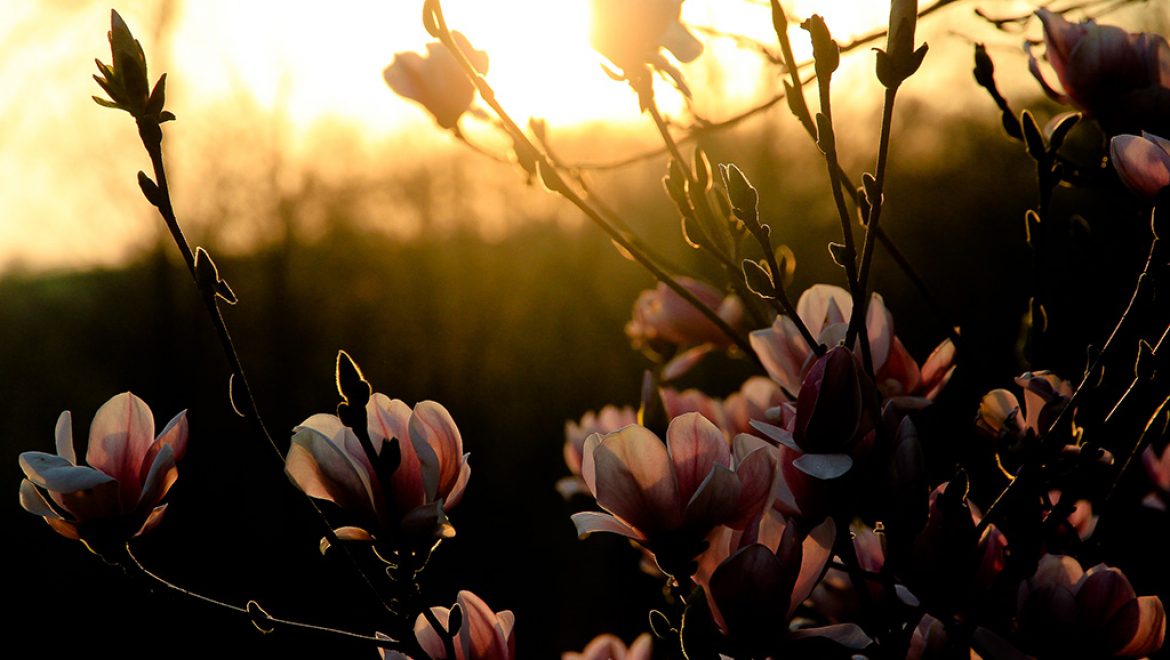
[571,511,644,540]
[20,452,116,492]
[55,411,76,465]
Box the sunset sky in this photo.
[2,0,1159,271]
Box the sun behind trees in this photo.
[15,1,1170,657]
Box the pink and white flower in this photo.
[285,393,469,542]
[571,413,775,574]
[750,284,954,405]
[385,590,515,660]
[19,392,188,553]
[559,405,638,499]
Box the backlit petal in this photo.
[668,412,730,506]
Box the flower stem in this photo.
[123,542,404,651]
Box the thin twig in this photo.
[124,543,401,649]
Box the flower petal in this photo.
[668,412,731,507]
[442,455,471,511]
[457,590,510,660]
[55,411,76,465]
[750,316,811,394]
[19,479,62,518]
[369,395,425,512]
[792,452,853,480]
[137,443,177,510]
[591,425,680,535]
[286,423,378,519]
[571,510,644,541]
[1112,133,1170,199]
[1117,595,1166,657]
[86,392,154,499]
[410,401,464,500]
[683,463,742,530]
[791,517,836,615]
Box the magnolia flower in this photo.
[563,633,651,660]
[695,511,867,654]
[590,0,702,72]
[19,392,188,554]
[750,284,954,405]
[285,393,469,543]
[558,405,638,499]
[1029,9,1170,136]
[384,31,488,130]
[1111,132,1170,199]
[385,590,515,660]
[571,413,775,576]
[626,278,745,378]
[1018,554,1166,657]
[661,377,788,442]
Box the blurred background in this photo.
[5,1,1170,657]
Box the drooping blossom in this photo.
[589,0,702,73]
[285,393,469,543]
[1017,554,1165,657]
[1028,9,1170,136]
[384,31,488,130]
[562,633,651,660]
[19,392,188,555]
[385,590,515,660]
[558,405,638,499]
[626,277,745,378]
[1110,132,1170,199]
[1141,443,1170,510]
[750,284,955,405]
[571,413,775,576]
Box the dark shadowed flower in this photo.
[562,633,651,660]
[1018,554,1165,657]
[285,393,469,543]
[571,413,775,576]
[384,32,488,130]
[1111,132,1170,199]
[19,392,188,555]
[694,510,854,654]
[1029,9,1170,136]
[384,590,515,660]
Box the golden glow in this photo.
[0,0,995,270]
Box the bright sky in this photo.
[0,0,1121,271]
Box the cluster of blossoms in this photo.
[20,3,1170,659]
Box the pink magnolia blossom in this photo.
[19,392,188,554]
[1018,554,1165,657]
[660,378,788,442]
[590,0,702,72]
[1029,9,1170,136]
[1111,132,1170,199]
[384,32,488,130]
[285,393,469,542]
[558,405,638,499]
[385,591,515,660]
[626,277,744,378]
[750,284,954,404]
[562,633,651,660]
[571,413,775,575]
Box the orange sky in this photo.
[2,0,1160,271]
